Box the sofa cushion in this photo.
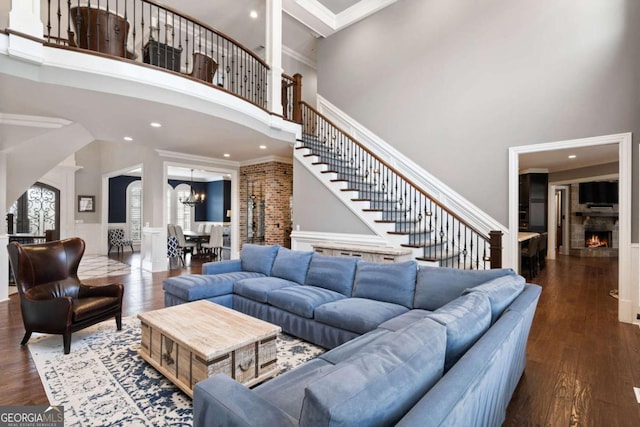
[163,272,264,302]
[352,260,417,308]
[300,317,446,427]
[255,358,335,420]
[426,292,492,371]
[305,254,358,296]
[377,309,431,332]
[271,247,314,284]
[414,266,516,311]
[234,277,299,303]
[267,286,347,319]
[319,328,390,365]
[241,244,280,275]
[202,259,242,275]
[314,298,409,335]
[462,274,526,323]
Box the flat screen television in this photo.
[578,181,618,205]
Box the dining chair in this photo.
[167,235,184,268]
[174,225,196,262]
[201,225,224,261]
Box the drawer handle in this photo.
[239,358,254,372]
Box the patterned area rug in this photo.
[29,316,324,426]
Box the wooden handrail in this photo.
[300,101,491,241]
[139,0,270,69]
[299,101,502,269]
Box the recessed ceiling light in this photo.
[123,136,133,142]
[259,145,267,149]
[250,10,258,19]
[150,122,162,128]
[568,154,577,159]
[223,153,230,158]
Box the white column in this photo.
[266,0,283,116]
[8,0,42,37]
[141,157,168,272]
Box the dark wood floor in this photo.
[1,253,639,425]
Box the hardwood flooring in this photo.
[1,253,639,425]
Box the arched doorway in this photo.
[8,182,60,239]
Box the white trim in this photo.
[284,0,397,37]
[156,150,239,166]
[282,44,317,70]
[508,132,634,323]
[290,230,387,251]
[315,95,506,237]
[0,113,71,128]
[240,155,293,167]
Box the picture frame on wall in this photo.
[78,195,95,212]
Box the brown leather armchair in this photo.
[7,237,124,354]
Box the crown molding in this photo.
[0,113,71,128]
[156,149,239,166]
[282,44,317,69]
[240,155,293,167]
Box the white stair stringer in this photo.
[296,144,427,260]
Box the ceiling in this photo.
[0,0,394,169]
[519,143,619,174]
[3,1,619,180]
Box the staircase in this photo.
[295,102,502,270]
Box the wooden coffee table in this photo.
[137,300,282,397]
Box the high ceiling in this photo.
[0,0,396,172]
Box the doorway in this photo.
[8,182,60,238]
[509,133,633,323]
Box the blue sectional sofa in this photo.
[162,244,541,427]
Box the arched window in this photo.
[126,181,143,242]
[174,183,193,232]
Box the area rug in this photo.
[28,316,325,426]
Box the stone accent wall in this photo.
[239,161,293,248]
[569,183,618,258]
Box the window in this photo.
[127,181,143,242]
[175,183,193,231]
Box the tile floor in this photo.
[8,255,136,296]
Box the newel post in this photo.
[293,73,303,123]
[489,230,503,269]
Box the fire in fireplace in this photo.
[585,231,611,248]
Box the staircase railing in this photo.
[43,0,269,109]
[299,101,502,269]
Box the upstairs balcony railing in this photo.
[299,102,503,269]
[42,0,282,111]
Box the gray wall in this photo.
[293,159,374,235]
[317,0,639,241]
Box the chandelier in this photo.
[179,169,206,206]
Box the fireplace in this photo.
[584,231,611,248]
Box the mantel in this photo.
[574,211,619,218]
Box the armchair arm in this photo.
[193,374,296,427]
[21,295,73,333]
[78,283,124,300]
